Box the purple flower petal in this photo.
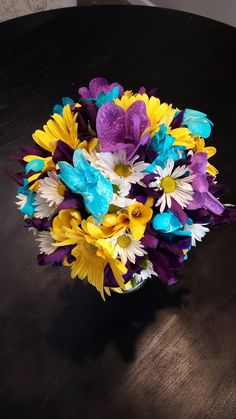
[53,140,74,164]
[190,152,208,174]
[149,250,178,286]
[171,111,184,129]
[24,217,52,230]
[126,131,151,162]
[96,102,126,152]
[147,87,158,98]
[141,233,158,249]
[89,77,111,97]
[187,192,206,210]
[204,191,225,215]
[170,198,188,224]
[192,174,209,193]
[21,145,48,157]
[138,86,146,94]
[57,196,83,211]
[208,179,230,198]
[211,207,236,227]
[125,100,150,142]
[38,245,74,265]
[78,87,91,101]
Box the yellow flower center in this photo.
[57,183,66,196]
[161,176,176,193]
[114,163,131,177]
[117,234,131,248]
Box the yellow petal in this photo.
[109,259,126,290]
[102,213,118,227]
[130,222,146,240]
[28,180,39,192]
[88,137,98,152]
[86,222,104,239]
[204,146,217,158]
[170,127,195,149]
[23,155,44,163]
[145,197,154,208]
[207,163,219,176]
[27,172,41,183]
[32,130,55,153]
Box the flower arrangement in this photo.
[9,77,236,299]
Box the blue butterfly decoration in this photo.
[58,149,113,221]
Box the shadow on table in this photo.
[48,278,189,362]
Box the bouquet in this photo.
[9,77,236,299]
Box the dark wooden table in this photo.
[1,6,236,419]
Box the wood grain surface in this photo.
[0,6,236,419]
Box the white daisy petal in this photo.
[16,193,27,210]
[108,233,146,265]
[33,171,66,219]
[36,231,55,255]
[184,222,210,247]
[149,159,194,211]
[133,260,158,284]
[38,171,65,207]
[84,149,148,189]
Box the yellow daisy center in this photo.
[114,163,131,177]
[57,183,66,196]
[161,176,176,193]
[117,234,131,248]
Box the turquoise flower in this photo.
[53,97,75,116]
[58,149,113,221]
[25,158,45,174]
[152,210,182,233]
[152,211,192,259]
[146,125,186,173]
[86,86,120,108]
[152,210,191,236]
[181,108,213,138]
[16,180,36,216]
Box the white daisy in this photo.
[149,159,194,212]
[184,222,209,247]
[35,231,55,255]
[34,171,66,219]
[16,193,27,210]
[84,149,149,189]
[111,181,135,208]
[133,260,157,284]
[37,171,66,207]
[34,194,57,219]
[108,232,147,265]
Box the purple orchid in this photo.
[188,152,224,215]
[78,77,124,101]
[96,100,150,161]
